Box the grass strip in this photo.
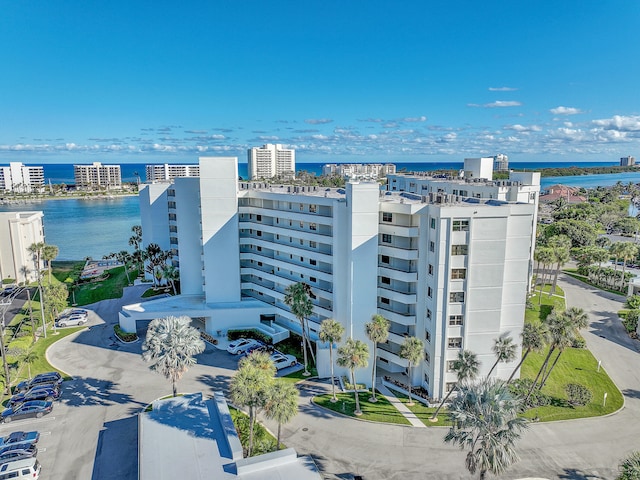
[315,391,411,425]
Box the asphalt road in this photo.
[30,277,640,479]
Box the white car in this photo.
[55,314,87,327]
[270,353,297,370]
[226,338,261,355]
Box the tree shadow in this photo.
[91,416,138,480]
[196,373,231,394]
[558,467,608,479]
[60,376,146,409]
[587,311,640,354]
[309,452,356,479]
[622,388,640,399]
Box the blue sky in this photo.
[1,0,639,164]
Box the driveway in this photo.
[41,279,640,480]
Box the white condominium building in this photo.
[493,153,509,172]
[0,211,44,284]
[247,144,295,180]
[145,164,200,182]
[620,156,636,167]
[0,162,45,193]
[322,163,397,179]
[74,162,122,189]
[128,156,538,400]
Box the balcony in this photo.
[378,266,418,282]
[379,223,419,237]
[377,287,417,304]
[377,306,416,326]
[379,245,419,261]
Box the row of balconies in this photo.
[239,227,333,255]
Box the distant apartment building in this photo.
[124,156,540,401]
[74,162,122,189]
[493,153,509,172]
[322,163,396,180]
[0,211,44,284]
[247,144,295,180]
[145,164,200,182]
[620,156,636,167]
[0,162,45,193]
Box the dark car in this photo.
[0,431,40,449]
[16,372,62,393]
[1,401,53,423]
[9,386,60,406]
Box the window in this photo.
[451,268,466,279]
[256,214,262,221]
[428,264,434,275]
[257,261,263,267]
[451,244,468,255]
[430,218,436,229]
[257,246,262,252]
[453,219,469,231]
[447,360,456,372]
[424,373,430,385]
[449,292,465,303]
[309,204,317,213]
[425,330,431,342]
[426,308,432,319]
[310,277,317,283]
[429,241,435,252]
[381,255,390,264]
[257,230,262,237]
[446,382,456,392]
[300,203,304,211]
[300,239,304,245]
[382,234,392,243]
[310,223,317,231]
[300,221,304,228]
[427,287,433,298]
[449,315,464,326]
[381,276,391,285]
[425,352,430,363]
[310,241,317,248]
[310,259,317,266]
[382,212,393,222]
[380,297,390,305]
[448,337,463,348]
[168,213,177,221]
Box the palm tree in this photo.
[264,379,299,451]
[42,244,59,284]
[336,338,369,416]
[365,314,390,402]
[318,318,344,402]
[617,451,640,480]
[534,247,554,304]
[284,282,313,376]
[239,350,276,375]
[22,351,39,380]
[27,242,46,338]
[230,363,273,456]
[618,242,638,291]
[539,307,588,389]
[486,335,517,378]
[547,235,571,296]
[141,315,205,397]
[399,336,424,405]
[507,322,548,383]
[444,379,528,480]
[430,349,480,422]
[162,264,179,295]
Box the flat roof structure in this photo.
[139,392,321,480]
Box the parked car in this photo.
[226,338,261,355]
[55,314,87,327]
[269,352,297,370]
[240,343,271,357]
[9,386,61,406]
[0,457,41,478]
[15,372,62,393]
[0,432,40,449]
[0,443,37,460]
[0,445,37,466]
[1,401,53,423]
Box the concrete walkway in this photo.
[376,383,426,428]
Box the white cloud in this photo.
[402,116,427,122]
[550,106,584,115]
[304,118,333,125]
[504,124,542,133]
[592,115,640,131]
[468,101,522,108]
[488,87,518,92]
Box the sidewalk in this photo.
[376,382,425,428]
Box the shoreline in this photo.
[0,192,138,205]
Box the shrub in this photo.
[510,379,552,408]
[623,310,640,333]
[114,324,138,342]
[571,335,587,348]
[565,383,592,406]
[626,295,640,310]
[227,329,273,345]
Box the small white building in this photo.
[145,163,200,182]
[73,162,122,189]
[322,163,396,180]
[0,211,44,284]
[0,162,45,193]
[247,144,295,180]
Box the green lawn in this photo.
[229,406,279,455]
[315,391,411,425]
[392,392,452,426]
[72,266,138,305]
[281,368,318,385]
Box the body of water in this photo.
[2,161,637,261]
[0,196,139,261]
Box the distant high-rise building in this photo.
[620,156,636,167]
[0,211,44,284]
[0,162,44,193]
[145,164,200,182]
[493,154,509,172]
[247,144,295,180]
[74,162,122,189]
[322,163,396,179]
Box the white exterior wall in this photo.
[174,177,203,295]
[139,183,171,252]
[247,144,295,180]
[200,157,241,303]
[0,163,44,192]
[464,157,494,180]
[0,211,44,284]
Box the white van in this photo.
[0,458,41,479]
